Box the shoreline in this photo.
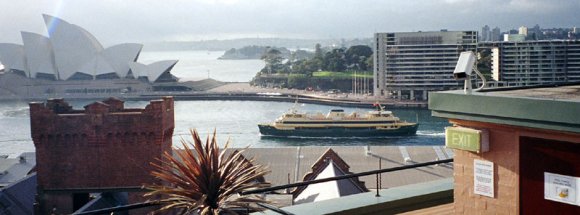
[0,82,428,108]
[137,93,427,109]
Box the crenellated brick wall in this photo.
[30,97,174,214]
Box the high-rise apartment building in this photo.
[481,40,580,86]
[531,24,542,40]
[373,31,477,100]
[481,25,491,41]
[519,26,529,36]
[491,27,502,41]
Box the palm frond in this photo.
[144,129,271,214]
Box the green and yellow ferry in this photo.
[258,104,418,138]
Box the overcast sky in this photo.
[1,0,579,46]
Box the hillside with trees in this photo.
[219,45,291,59]
[252,44,374,92]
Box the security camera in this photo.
[453,51,476,80]
[453,51,486,94]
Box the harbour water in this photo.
[138,50,265,82]
[0,100,447,157]
[0,51,448,157]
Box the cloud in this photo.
[508,0,570,11]
[194,0,241,5]
[444,0,477,4]
[0,0,578,45]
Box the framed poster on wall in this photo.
[474,159,494,198]
[544,172,580,206]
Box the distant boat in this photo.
[258,103,418,137]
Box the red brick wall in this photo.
[30,97,174,214]
[450,119,580,214]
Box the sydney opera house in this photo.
[0,14,194,99]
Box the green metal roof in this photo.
[428,85,580,134]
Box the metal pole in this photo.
[354,70,357,96]
[375,172,380,197]
[379,158,382,190]
[376,157,382,197]
[352,70,355,95]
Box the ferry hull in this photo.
[258,124,418,138]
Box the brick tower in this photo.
[29,97,174,214]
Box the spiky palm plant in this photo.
[145,129,271,215]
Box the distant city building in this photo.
[530,24,542,40]
[491,27,502,41]
[518,26,528,36]
[373,31,477,100]
[480,40,580,87]
[481,25,491,42]
[539,28,575,40]
[508,29,519,34]
[0,14,177,83]
[481,25,506,42]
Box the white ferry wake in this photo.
[416,131,445,136]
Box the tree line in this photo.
[259,44,373,76]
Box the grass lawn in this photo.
[288,73,307,78]
[313,71,373,78]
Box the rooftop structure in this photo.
[292,149,368,204]
[0,174,37,215]
[373,31,477,100]
[429,84,580,213]
[0,14,177,83]
[0,153,35,188]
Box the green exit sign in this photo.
[445,126,489,153]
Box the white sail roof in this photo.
[43,14,104,80]
[0,14,176,82]
[148,60,178,82]
[0,43,27,74]
[128,60,178,83]
[78,54,116,78]
[102,43,143,78]
[128,62,148,79]
[21,32,57,79]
